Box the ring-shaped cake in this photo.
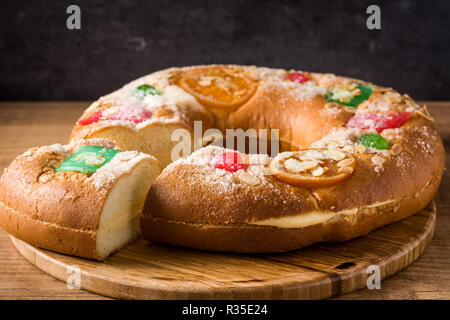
[0,65,445,257]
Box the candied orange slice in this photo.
[269,149,356,189]
[177,66,257,109]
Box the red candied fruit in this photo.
[78,106,153,125]
[210,152,246,173]
[78,111,103,125]
[287,72,309,84]
[346,112,412,133]
[106,105,153,124]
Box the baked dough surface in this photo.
[0,65,445,255]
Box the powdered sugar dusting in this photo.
[165,145,274,192]
[410,125,437,155]
[82,80,208,130]
[359,89,423,115]
[22,143,68,160]
[46,143,67,154]
[265,79,327,102]
[311,127,365,150]
[67,138,117,153]
[21,139,157,191]
[246,66,286,81]
[78,65,438,181]
[88,151,155,191]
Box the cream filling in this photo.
[250,199,396,228]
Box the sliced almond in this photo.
[198,76,214,86]
[259,166,273,176]
[75,152,105,165]
[283,158,302,172]
[154,108,175,118]
[343,145,353,152]
[355,144,366,153]
[116,152,136,162]
[417,110,434,122]
[325,149,346,161]
[324,102,339,109]
[390,143,402,156]
[371,155,385,166]
[85,154,105,166]
[384,91,402,103]
[284,158,318,173]
[101,107,119,117]
[298,159,319,171]
[270,148,356,189]
[236,172,260,185]
[38,173,51,183]
[338,166,353,175]
[351,88,362,96]
[337,157,355,167]
[344,106,358,113]
[423,104,433,117]
[311,166,324,177]
[330,86,355,104]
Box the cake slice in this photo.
[0,138,162,260]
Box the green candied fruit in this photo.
[325,84,373,108]
[357,133,389,150]
[133,84,162,99]
[56,145,121,175]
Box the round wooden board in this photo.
[10,202,436,300]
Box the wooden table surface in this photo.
[0,101,448,300]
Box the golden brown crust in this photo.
[225,86,354,149]
[0,200,98,258]
[1,65,445,256]
[0,142,108,231]
[312,119,445,213]
[146,163,317,223]
[69,68,215,167]
[145,118,444,224]
[139,65,445,253]
[69,104,213,143]
[0,139,161,260]
[142,172,441,253]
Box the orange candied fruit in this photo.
[177,66,257,109]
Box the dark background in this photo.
[1,0,449,101]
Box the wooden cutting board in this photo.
[10,201,435,300]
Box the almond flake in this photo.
[198,76,214,86]
[284,158,318,173]
[325,102,339,109]
[338,166,353,175]
[343,145,353,152]
[325,149,346,161]
[77,153,105,166]
[337,158,354,167]
[355,144,366,153]
[311,166,324,176]
[371,155,385,166]
[236,172,260,185]
[38,173,51,183]
[351,88,362,96]
[417,110,434,122]
[390,143,402,155]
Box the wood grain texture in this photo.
[0,101,449,299]
[9,201,437,299]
